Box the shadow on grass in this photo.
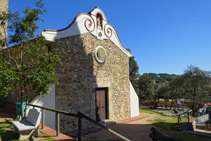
[0,129,19,141]
[0,112,57,141]
[0,119,19,141]
[0,126,56,141]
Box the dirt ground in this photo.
[1,112,210,141]
[75,113,156,141]
[75,112,211,141]
[1,112,156,141]
[0,112,157,141]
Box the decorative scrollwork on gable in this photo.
[104,23,112,38]
[84,16,95,32]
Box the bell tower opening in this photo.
[96,13,103,30]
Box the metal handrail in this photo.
[176,110,191,123]
[27,103,79,137]
[77,111,130,141]
[27,104,130,141]
[28,103,78,117]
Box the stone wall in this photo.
[0,0,9,50]
[195,114,209,123]
[6,85,37,103]
[54,32,130,132]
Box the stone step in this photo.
[102,121,116,126]
[98,120,116,127]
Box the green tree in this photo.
[165,76,184,109]
[156,82,169,100]
[164,65,211,115]
[138,73,154,100]
[149,73,176,84]
[0,0,64,118]
[181,65,211,116]
[129,56,139,92]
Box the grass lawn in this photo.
[0,119,56,141]
[140,109,211,141]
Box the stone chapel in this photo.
[39,7,139,132]
[1,5,139,132]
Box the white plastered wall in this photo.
[27,84,55,129]
[130,81,139,117]
[41,8,132,57]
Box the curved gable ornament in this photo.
[84,16,95,32]
[42,7,132,57]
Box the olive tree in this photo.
[181,65,211,116]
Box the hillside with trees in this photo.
[129,58,211,114]
[129,55,177,100]
[129,57,211,112]
[148,73,177,84]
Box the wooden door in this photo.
[96,88,107,122]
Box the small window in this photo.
[95,46,106,63]
[96,13,103,30]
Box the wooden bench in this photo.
[12,108,42,140]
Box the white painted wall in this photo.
[130,81,139,117]
[27,84,55,129]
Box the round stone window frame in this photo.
[95,46,107,63]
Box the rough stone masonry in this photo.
[54,32,131,132]
[0,0,9,50]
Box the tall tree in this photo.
[0,0,64,118]
[156,82,169,101]
[149,73,176,84]
[181,65,211,116]
[164,65,211,115]
[129,56,139,92]
[138,73,154,100]
[167,76,184,109]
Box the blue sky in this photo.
[9,0,211,75]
